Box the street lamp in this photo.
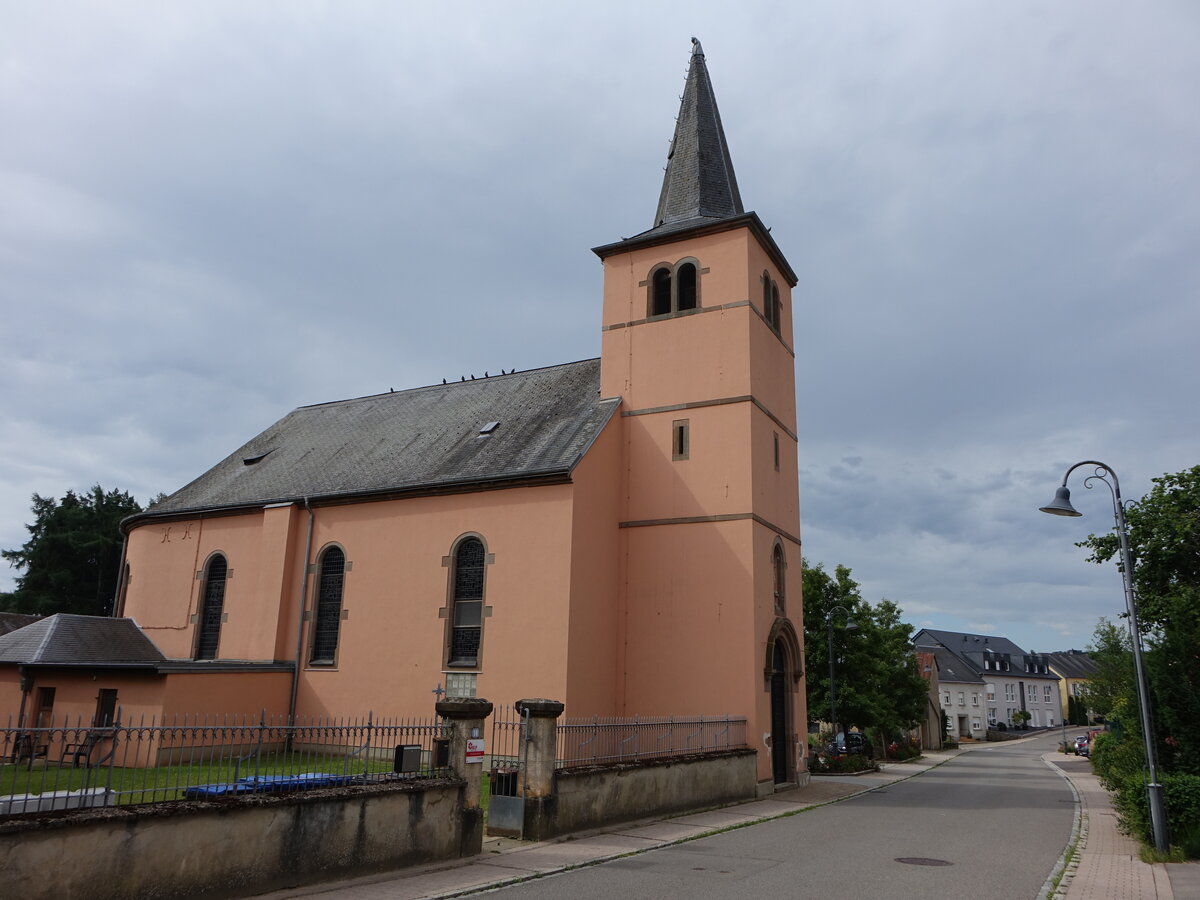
[1040,460,1168,852]
[826,605,858,751]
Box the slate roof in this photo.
[915,628,1060,682]
[917,628,1029,659]
[650,38,743,232]
[139,359,619,518]
[0,614,165,666]
[918,644,984,685]
[1046,650,1100,679]
[0,612,41,637]
[590,41,797,285]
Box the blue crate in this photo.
[183,782,257,799]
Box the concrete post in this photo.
[436,697,493,857]
[515,698,564,841]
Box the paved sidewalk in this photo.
[1046,753,1179,900]
[259,744,1197,900]
[257,751,958,900]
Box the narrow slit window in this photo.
[762,272,773,326]
[773,432,780,471]
[672,419,690,461]
[772,544,785,614]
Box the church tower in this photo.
[593,40,806,789]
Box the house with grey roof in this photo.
[1046,649,1100,724]
[914,629,1064,730]
[0,42,811,791]
[919,644,988,741]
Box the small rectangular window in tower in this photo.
[773,432,780,471]
[672,419,690,461]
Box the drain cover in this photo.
[895,857,953,867]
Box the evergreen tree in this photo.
[1,486,143,616]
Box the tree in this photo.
[1086,617,1134,722]
[1079,465,1200,776]
[1,486,143,617]
[1079,465,1200,635]
[802,560,928,751]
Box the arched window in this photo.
[772,544,786,615]
[762,271,782,332]
[448,537,486,667]
[676,262,697,310]
[310,546,345,665]
[196,554,227,660]
[647,259,702,317]
[651,267,673,316]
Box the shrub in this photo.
[1112,773,1200,858]
[810,753,878,774]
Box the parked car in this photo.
[1073,735,1090,756]
[829,732,873,757]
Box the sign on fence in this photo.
[466,738,486,763]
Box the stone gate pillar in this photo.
[436,697,493,857]
[515,698,564,841]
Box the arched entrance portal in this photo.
[770,641,790,783]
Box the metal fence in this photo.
[555,715,747,767]
[0,711,450,817]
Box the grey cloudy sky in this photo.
[3,1,1197,655]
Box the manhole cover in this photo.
[895,857,953,867]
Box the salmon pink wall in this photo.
[291,484,577,719]
[161,671,291,719]
[601,231,756,404]
[751,411,800,535]
[0,669,24,724]
[623,404,755,522]
[124,511,275,660]
[564,415,622,715]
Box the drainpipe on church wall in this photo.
[113,535,130,618]
[288,498,314,723]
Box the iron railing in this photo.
[556,715,747,767]
[0,711,450,817]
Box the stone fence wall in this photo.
[500,698,759,841]
[0,779,465,900]
[0,698,492,900]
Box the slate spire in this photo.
[652,38,744,230]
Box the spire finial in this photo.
[651,39,743,229]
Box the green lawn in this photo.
[1,751,422,806]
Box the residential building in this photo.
[1046,650,1100,724]
[0,42,808,792]
[914,647,944,749]
[920,644,987,741]
[914,629,1063,730]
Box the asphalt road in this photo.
[485,732,1074,899]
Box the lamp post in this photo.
[826,605,857,750]
[1040,460,1168,852]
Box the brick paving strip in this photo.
[259,748,1198,900]
[1045,753,1176,900]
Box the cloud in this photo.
[2,2,1197,659]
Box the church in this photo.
[0,41,808,790]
